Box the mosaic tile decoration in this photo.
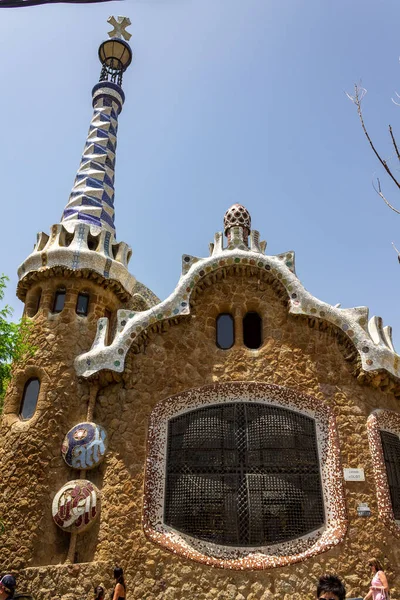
[367,410,400,538]
[61,82,124,237]
[75,222,400,380]
[17,221,136,299]
[52,479,100,534]
[17,81,142,300]
[61,422,107,470]
[142,382,347,570]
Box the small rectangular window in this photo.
[76,293,90,316]
[53,290,66,313]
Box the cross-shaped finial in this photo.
[107,16,132,42]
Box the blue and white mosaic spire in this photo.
[61,16,133,237]
[17,18,143,301]
[61,82,124,236]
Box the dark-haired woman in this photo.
[364,558,390,600]
[111,567,126,600]
[94,586,105,600]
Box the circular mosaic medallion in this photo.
[52,480,100,533]
[61,422,107,470]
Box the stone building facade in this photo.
[1,20,399,600]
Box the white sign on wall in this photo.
[343,468,365,481]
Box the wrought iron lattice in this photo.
[99,62,123,87]
[380,430,400,520]
[165,403,325,547]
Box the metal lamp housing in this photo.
[98,38,132,73]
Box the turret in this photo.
[0,19,157,568]
[17,17,137,321]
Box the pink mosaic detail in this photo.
[143,382,347,570]
[367,410,400,538]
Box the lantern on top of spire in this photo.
[98,16,133,87]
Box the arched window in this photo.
[76,293,90,316]
[53,289,66,313]
[19,378,40,420]
[243,312,262,349]
[380,431,400,519]
[165,403,324,546]
[216,314,234,349]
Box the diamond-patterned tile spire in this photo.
[61,82,125,236]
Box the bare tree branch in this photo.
[392,242,400,263]
[389,125,400,162]
[391,91,400,106]
[372,178,400,214]
[350,84,400,190]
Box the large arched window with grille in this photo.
[165,402,324,546]
[144,383,347,569]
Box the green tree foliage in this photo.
[0,275,34,411]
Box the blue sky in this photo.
[1,0,400,348]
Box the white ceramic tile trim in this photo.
[75,239,399,380]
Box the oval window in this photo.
[216,314,234,349]
[243,312,262,349]
[20,378,40,420]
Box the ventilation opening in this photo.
[76,293,90,316]
[53,289,66,313]
[59,230,74,247]
[20,378,40,420]
[216,314,234,349]
[243,312,262,349]
[87,233,99,251]
[112,243,119,260]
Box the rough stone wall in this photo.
[1,273,399,599]
[0,276,123,571]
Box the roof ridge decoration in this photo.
[75,204,400,382]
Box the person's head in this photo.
[0,575,16,598]
[368,557,384,574]
[316,574,346,600]
[113,567,124,586]
[94,586,104,600]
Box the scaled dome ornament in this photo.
[223,204,251,236]
[52,480,100,533]
[61,422,107,470]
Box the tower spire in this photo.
[17,18,142,301]
[61,17,133,236]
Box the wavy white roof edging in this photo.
[74,238,399,380]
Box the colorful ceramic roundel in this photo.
[52,480,100,533]
[61,422,107,470]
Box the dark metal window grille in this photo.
[380,430,400,519]
[243,312,262,349]
[20,378,40,421]
[216,314,234,349]
[165,403,325,546]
